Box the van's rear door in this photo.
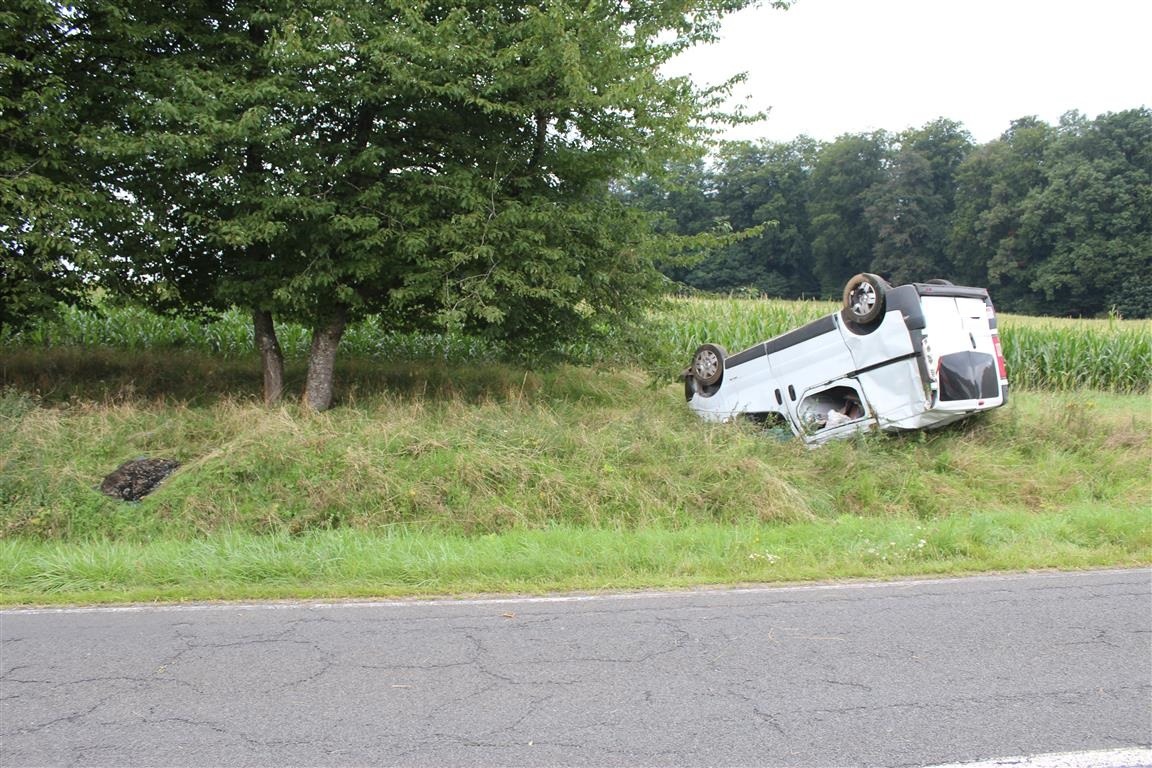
[919,288,1006,406]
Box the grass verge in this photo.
[1,508,1148,606]
[1,358,1149,605]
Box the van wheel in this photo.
[690,344,727,387]
[842,273,886,325]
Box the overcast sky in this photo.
[665,0,1151,144]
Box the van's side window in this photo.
[799,385,866,432]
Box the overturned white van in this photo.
[684,274,1009,445]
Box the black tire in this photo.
[926,278,954,286]
[842,273,887,325]
[690,343,727,387]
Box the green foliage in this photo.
[1108,281,1152,320]
[643,110,1151,317]
[0,0,108,332]
[6,0,773,409]
[866,119,974,284]
[636,138,823,297]
[807,131,889,296]
[950,117,1054,292]
[0,386,39,419]
[1018,110,1152,316]
[44,0,758,341]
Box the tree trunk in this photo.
[253,308,284,406]
[302,308,348,412]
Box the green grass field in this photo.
[1,299,1149,605]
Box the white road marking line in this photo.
[2,568,1147,616]
[922,748,1152,768]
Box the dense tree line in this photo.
[634,110,1152,318]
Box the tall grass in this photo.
[3,322,1149,603]
[2,373,1149,542]
[3,297,1148,392]
[1,375,1148,603]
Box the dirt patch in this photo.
[100,458,180,501]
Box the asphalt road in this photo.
[2,569,1149,767]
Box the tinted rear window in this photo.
[939,351,999,401]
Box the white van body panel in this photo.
[685,282,1008,444]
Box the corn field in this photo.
[2,305,503,361]
[650,297,1151,393]
[3,299,1149,393]
[1000,318,1151,392]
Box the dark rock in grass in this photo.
[100,458,180,501]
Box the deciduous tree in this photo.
[54,0,768,408]
[0,0,108,333]
[865,119,972,284]
[1021,109,1152,316]
[806,131,888,296]
[950,117,1053,307]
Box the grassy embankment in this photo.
[1,299,1149,605]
